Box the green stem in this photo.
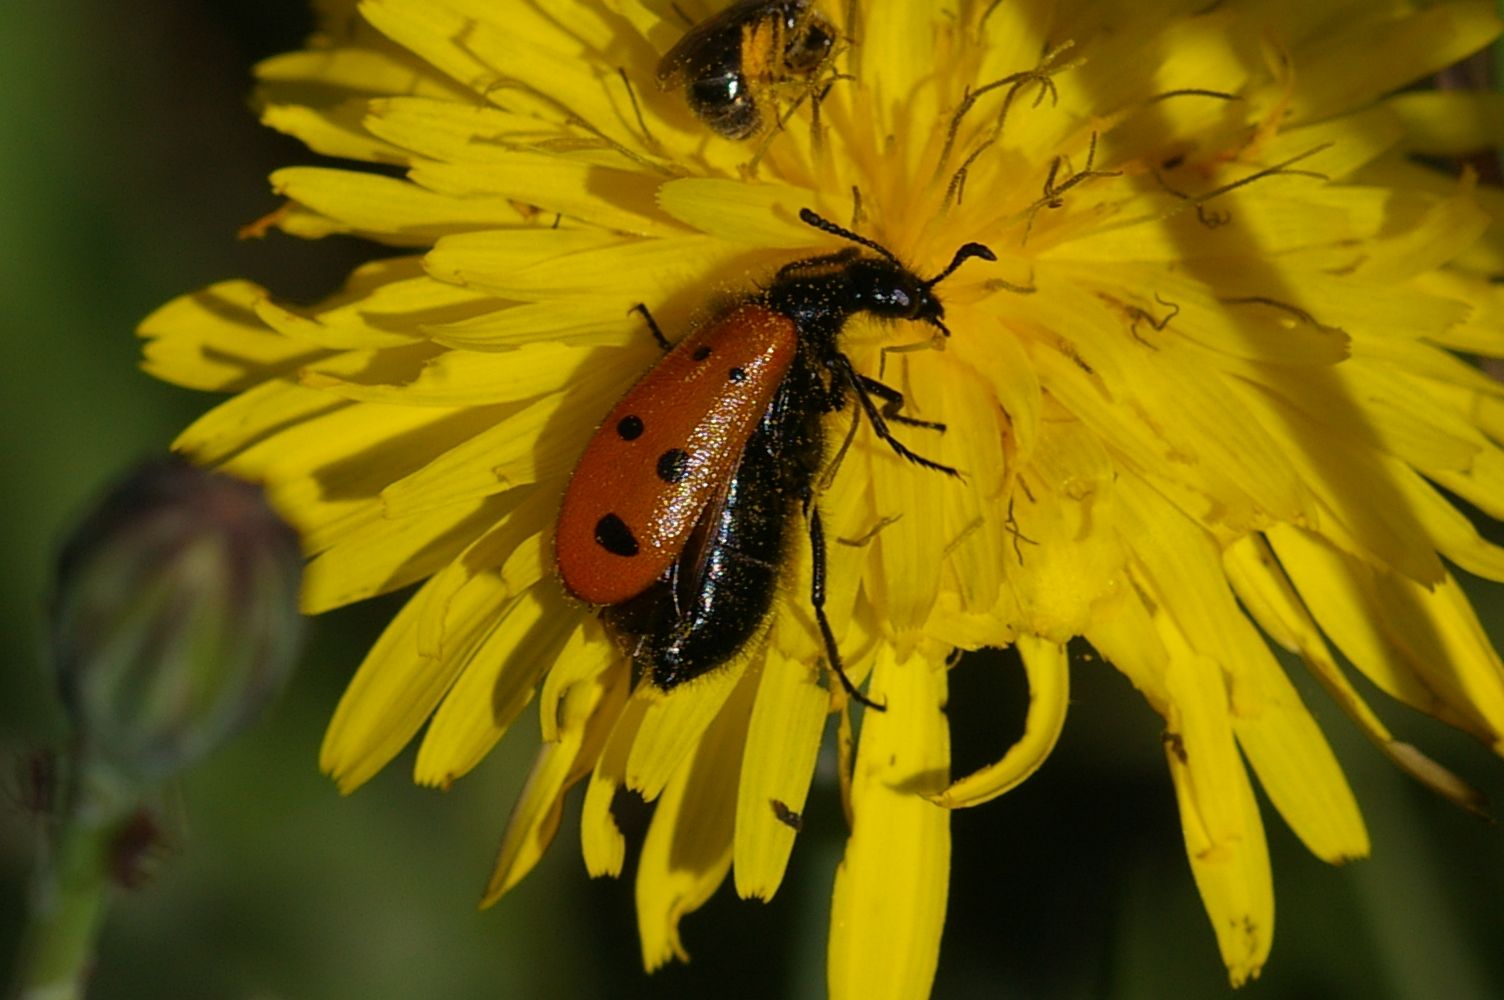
[14,762,134,1000]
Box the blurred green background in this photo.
[2,3,1502,998]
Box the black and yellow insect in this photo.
[656,0,835,139]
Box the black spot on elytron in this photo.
[594,513,639,557]
[657,448,690,484]
[692,345,712,361]
[728,366,747,383]
[616,415,644,441]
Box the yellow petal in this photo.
[411,488,553,657]
[299,342,600,407]
[376,375,630,518]
[1270,524,1504,748]
[301,492,509,612]
[951,301,1041,465]
[261,100,407,164]
[1163,647,1272,988]
[1229,654,1369,865]
[1230,358,1483,481]
[733,647,828,901]
[1117,480,1368,862]
[250,284,430,352]
[1006,414,1128,640]
[269,166,525,243]
[635,670,757,970]
[423,227,626,291]
[931,634,1069,808]
[362,99,560,164]
[482,638,625,905]
[1226,534,1487,814]
[580,689,651,879]
[658,179,825,245]
[1048,185,1392,265]
[1426,449,1504,526]
[867,362,965,631]
[828,645,950,1000]
[360,0,635,146]
[1357,330,1504,397]
[1025,300,1314,536]
[626,660,748,802]
[1288,1,1503,125]
[414,586,576,788]
[1388,90,1504,156]
[254,45,468,103]
[926,364,1012,619]
[1232,381,1446,586]
[813,454,881,657]
[167,384,349,463]
[537,617,618,742]
[379,431,537,521]
[1055,260,1351,367]
[858,0,939,125]
[1084,584,1171,714]
[409,155,674,237]
[429,234,745,302]
[423,299,638,351]
[1357,183,1491,285]
[320,572,506,792]
[139,281,324,391]
[355,0,531,104]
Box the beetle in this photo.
[555,208,995,704]
[656,0,836,139]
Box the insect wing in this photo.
[557,304,798,606]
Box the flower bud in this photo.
[51,458,303,783]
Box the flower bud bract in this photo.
[51,458,303,783]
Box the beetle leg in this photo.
[830,354,960,477]
[856,373,947,431]
[805,497,885,712]
[629,303,672,351]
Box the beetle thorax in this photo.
[763,255,943,346]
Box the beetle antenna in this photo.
[801,208,997,287]
[925,242,997,288]
[798,207,899,262]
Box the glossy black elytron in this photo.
[606,210,996,700]
[656,0,835,139]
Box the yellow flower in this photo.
[140,0,1504,993]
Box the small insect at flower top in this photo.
[656,0,836,139]
[555,209,995,705]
